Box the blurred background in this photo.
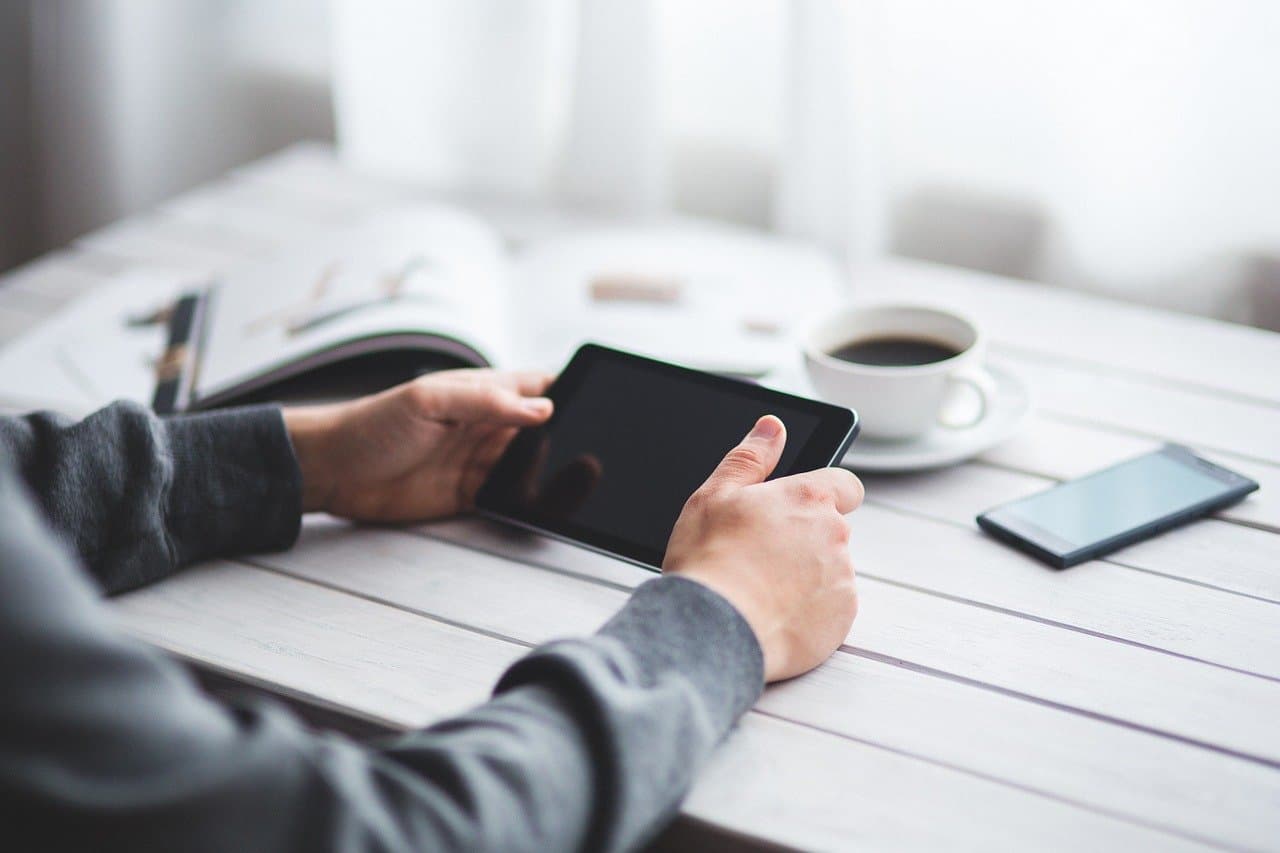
[2,0,1278,330]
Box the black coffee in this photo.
[828,336,961,366]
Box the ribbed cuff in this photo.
[597,576,765,729]
[162,405,302,565]
[493,575,765,735]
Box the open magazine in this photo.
[0,204,846,414]
[158,207,509,411]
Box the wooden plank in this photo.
[1111,518,1280,601]
[232,142,410,208]
[245,517,624,644]
[427,507,1280,687]
[688,715,1206,852]
[233,155,410,221]
[85,215,271,260]
[0,294,97,410]
[75,217,254,275]
[860,258,1280,404]
[110,557,1208,850]
[852,578,1280,763]
[0,251,105,303]
[756,653,1280,851]
[248,522,1280,847]
[416,517,1280,764]
[847,503,1280,678]
[992,355,1280,465]
[150,216,276,259]
[861,464,1280,602]
[162,182,349,248]
[0,276,70,316]
[110,559,525,729]
[0,283,66,317]
[421,518,650,590]
[0,303,40,345]
[57,248,136,278]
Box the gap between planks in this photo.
[403,503,1280,688]
[400,518,1280,761]
[114,558,1211,851]
[221,529,1280,848]
[857,464,1280,603]
[248,528,1280,767]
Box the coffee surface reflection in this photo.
[827,336,960,367]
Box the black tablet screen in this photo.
[476,344,857,569]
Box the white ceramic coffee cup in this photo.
[803,304,998,441]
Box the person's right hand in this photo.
[663,415,863,682]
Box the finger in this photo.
[414,381,553,426]
[434,368,556,397]
[775,467,864,514]
[699,415,786,495]
[504,370,556,397]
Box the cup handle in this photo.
[939,366,998,429]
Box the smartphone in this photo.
[976,445,1259,568]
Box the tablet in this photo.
[475,343,859,570]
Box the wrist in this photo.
[666,563,778,677]
[282,406,340,513]
[587,575,764,720]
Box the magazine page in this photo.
[196,205,510,402]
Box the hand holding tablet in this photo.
[661,412,864,680]
[476,343,863,681]
[476,343,860,570]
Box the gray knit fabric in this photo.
[0,402,763,851]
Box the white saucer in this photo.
[765,362,1032,473]
[841,365,1030,472]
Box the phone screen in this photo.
[979,447,1256,565]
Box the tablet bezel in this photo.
[475,343,860,570]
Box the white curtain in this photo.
[17,0,1279,327]
[26,0,332,250]
[333,0,888,265]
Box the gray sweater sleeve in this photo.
[0,403,764,852]
[0,401,302,593]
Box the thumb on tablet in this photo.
[702,415,787,493]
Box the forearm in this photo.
[391,575,766,851]
[0,401,302,594]
[1,466,763,851]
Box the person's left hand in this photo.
[283,369,554,522]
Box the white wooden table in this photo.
[2,143,1278,851]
